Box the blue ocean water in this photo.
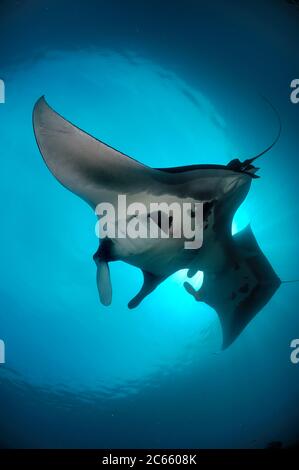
[0,0,299,448]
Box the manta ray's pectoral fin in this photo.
[93,242,113,306]
[185,226,281,349]
[128,271,166,309]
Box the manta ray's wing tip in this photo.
[34,95,44,106]
[33,96,48,127]
[33,95,49,114]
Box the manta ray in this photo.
[33,96,281,349]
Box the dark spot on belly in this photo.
[239,283,249,294]
[203,200,215,221]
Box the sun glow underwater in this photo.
[1,49,281,394]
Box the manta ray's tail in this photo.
[242,97,282,163]
[227,98,281,178]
